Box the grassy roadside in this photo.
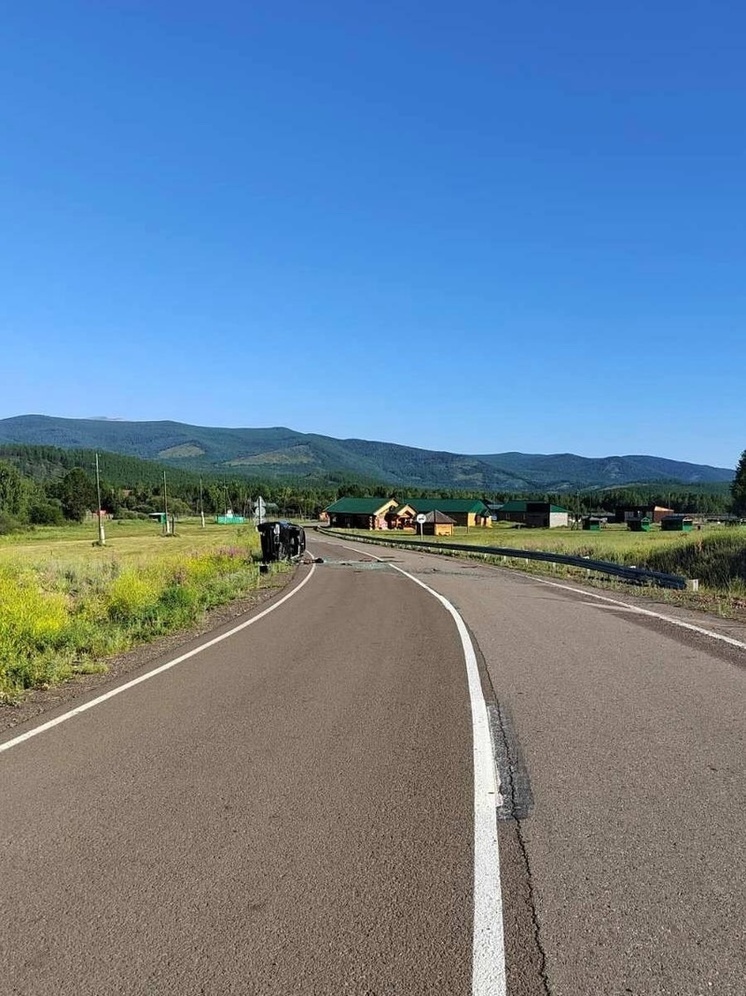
[0,519,291,703]
[324,524,746,619]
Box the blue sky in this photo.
[1,1,744,468]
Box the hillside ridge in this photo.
[0,415,733,491]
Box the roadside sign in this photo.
[416,512,426,537]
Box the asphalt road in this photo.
[318,533,746,996]
[1,532,744,995]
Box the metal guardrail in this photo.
[319,528,692,590]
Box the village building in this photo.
[495,501,570,528]
[404,499,489,528]
[485,502,504,521]
[323,497,490,530]
[324,497,397,530]
[384,504,416,530]
[421,510,456,536]
[614,504,674,525]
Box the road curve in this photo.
[2,532,744,995]
[319,532,745,996]
[1,549,482,995]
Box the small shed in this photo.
[422,510,456,536]
[660,515,694,532]
[582,516,603,531]
[627,517,652,532]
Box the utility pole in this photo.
[94,453,106,546]
[163,471,171,535]
[199,477,205,528]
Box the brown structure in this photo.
[615,505,674,525]
[385,504,416,530]
[406,499,489,528]
[325,498,397,529]
[421,510,456,536]
[324,496,489,530]
[496,501,570,528]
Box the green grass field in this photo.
[399,521,695,554]
[342,521,721,557]
[0,518,288,703]
[0,517,254,564]
[334,521,746,601]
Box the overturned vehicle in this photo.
[257,520,306,564]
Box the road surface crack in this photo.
[488,700,552,996]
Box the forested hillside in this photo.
[0,444,735,534]
[0,416,734,490]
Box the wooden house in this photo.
[495,501,569,528]
[324,497,397,529]
[404,499,489,528]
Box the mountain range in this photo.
[0,415,734,491]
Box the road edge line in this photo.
[528,575,746,649]
[0,564,316,755]
[324,533,746,652]
[316,541,506,995]
[389,562,507,995]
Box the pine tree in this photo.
[731,450,746,516]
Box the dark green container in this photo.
[627,517,652,532]
[661,515,693,532]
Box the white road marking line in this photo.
[316,540,507,995]
[529,576,746,650]
[391,563,507,996]
[327,534,746,652]
[0,564,316,755]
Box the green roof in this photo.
[404,499,488,513]
[325,497,393,515]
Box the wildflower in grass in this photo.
[105,570,162,621]
[0,569,69,648]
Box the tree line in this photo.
[0,444,742,533]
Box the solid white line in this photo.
[316,539,506,994]
[528,575,746,650]
[390,563,507,996]
[0,564,316,755]
[327,533,746,652]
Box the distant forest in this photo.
[0,444,736,532]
